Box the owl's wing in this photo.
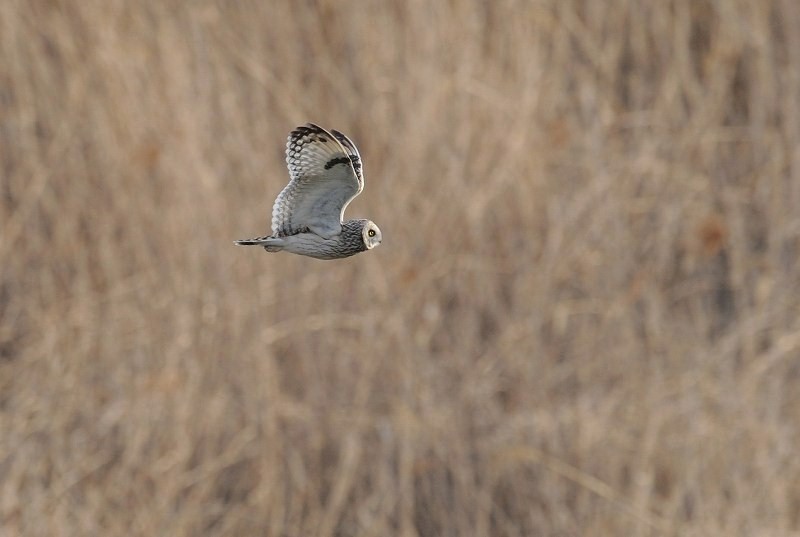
[271,124,364,238]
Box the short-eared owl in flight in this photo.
[235,123,382,260]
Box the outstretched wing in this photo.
[271,124,364,238]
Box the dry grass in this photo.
[2,1,800,535]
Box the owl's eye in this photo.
[368,229,376,237]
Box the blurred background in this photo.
[1,1,799,536]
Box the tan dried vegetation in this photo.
[1,1,799,536]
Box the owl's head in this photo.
[361,220,382,250]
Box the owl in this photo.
[235,123,382,260]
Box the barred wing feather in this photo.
[271,123,364,239]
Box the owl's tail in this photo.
[234,236,284,252]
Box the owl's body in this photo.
[236,219,378,260]
[235,124,382,259]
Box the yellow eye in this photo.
[368,229,376,237]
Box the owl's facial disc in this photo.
[363,221,382,249]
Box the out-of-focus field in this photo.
[1,1,799,536]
